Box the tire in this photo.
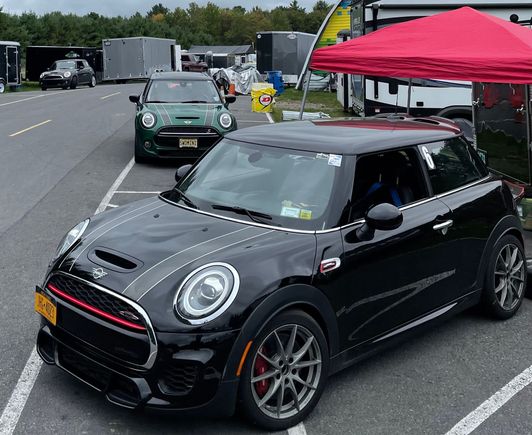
[41,86,47,91]
[482,234,527,319]
[238,310,329,431]
[62,85,68,90]
[89,75,96,88]
[70,76,78,90]
[0,81,5,93]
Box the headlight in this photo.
[40,72,45,79]
[141,112,156,129]
[53,219,89,261]
[174,263,240,324]
[219,113,233,129]
[63,71,72,78]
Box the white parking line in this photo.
[0,156,136,435]
[101,92,121,100]
[288,422,307,435]
[9,120,52,137]
[446,365,532,435]
[0,88,88,108]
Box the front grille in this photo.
[44,75,63,80]
[158,363,199,395]
[47,274,146,331]
[59,345,112,391]
[154,126,221,149]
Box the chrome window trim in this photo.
[159,176,491,235]
[435,175,490,199]
[48,271,158,371]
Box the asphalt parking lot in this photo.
[0,84,531,435]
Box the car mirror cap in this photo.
[365,203,403,231]
[129,95,140,104]
[175,164,193,182]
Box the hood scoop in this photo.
[88,247,143,273]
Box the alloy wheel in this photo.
[250,324,322,420]
[494,243,525,310]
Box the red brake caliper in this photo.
[254,346,270,397]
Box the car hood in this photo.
[144,102,225,127]
[55,197,316,332]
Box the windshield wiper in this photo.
[211,204,280,226]
[180,100,210,104]
[174,188,198,209]
[145,100,168,103]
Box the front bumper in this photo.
[37,318,241,415]
[135,125,232,160]
[40,77,71,88]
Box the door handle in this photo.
[433,220,453,235]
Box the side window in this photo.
[422,138,488,195]
[76,61,84,69]
[350,148,429,221]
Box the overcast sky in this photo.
[0,0,320,16]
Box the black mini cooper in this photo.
[35,116,527,430]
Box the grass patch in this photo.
[271,88,346,122]
[5,81,41,92]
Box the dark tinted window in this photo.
[423,138,488,195]
[350,148,428,221]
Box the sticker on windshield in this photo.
[300,209,313,220]
[316,153,329,160]
[328,154,342,167]
[281,206,301,219]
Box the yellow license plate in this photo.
[35,291,57,326]
[179,138,198,148]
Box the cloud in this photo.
[1,0,320,16]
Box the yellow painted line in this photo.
[9,120,52,137]
[101,92,121,100]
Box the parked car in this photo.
[181,53,208,72]
[129,71,236,163]
[40,59,96,90]
[35,116,526,430]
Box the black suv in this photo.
[35,116,526,430]
[40,59,96,90]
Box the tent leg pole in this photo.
[299,70,311,120]
[407,78,412,115]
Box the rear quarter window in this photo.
[422,138,488,195]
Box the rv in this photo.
[344,0,532,119]
[0,41,20,93]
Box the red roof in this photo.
[310,7,532,84]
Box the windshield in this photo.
[162,140,346,231]
[52,61,76,70]
[145,79,221,104]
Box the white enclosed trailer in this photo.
[102,37,176,82]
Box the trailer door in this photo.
[7,46,19,85]
[473,83,530,184]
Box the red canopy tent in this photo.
[309,6,532,84]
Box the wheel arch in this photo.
[223,284,339,383]
[476,214,524,290]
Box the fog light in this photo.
[144,141,152,149]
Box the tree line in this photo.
[0,1,331,54]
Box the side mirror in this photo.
[225,94,236,104]
[356,203,403,241]
[129,95,140,104]
[175,164,192,182]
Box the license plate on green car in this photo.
[179,138,198,148]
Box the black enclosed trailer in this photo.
[472,83,532,256]
[26,46,102,82]
[0,41,21,93]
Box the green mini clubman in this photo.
[129,72,237,163]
